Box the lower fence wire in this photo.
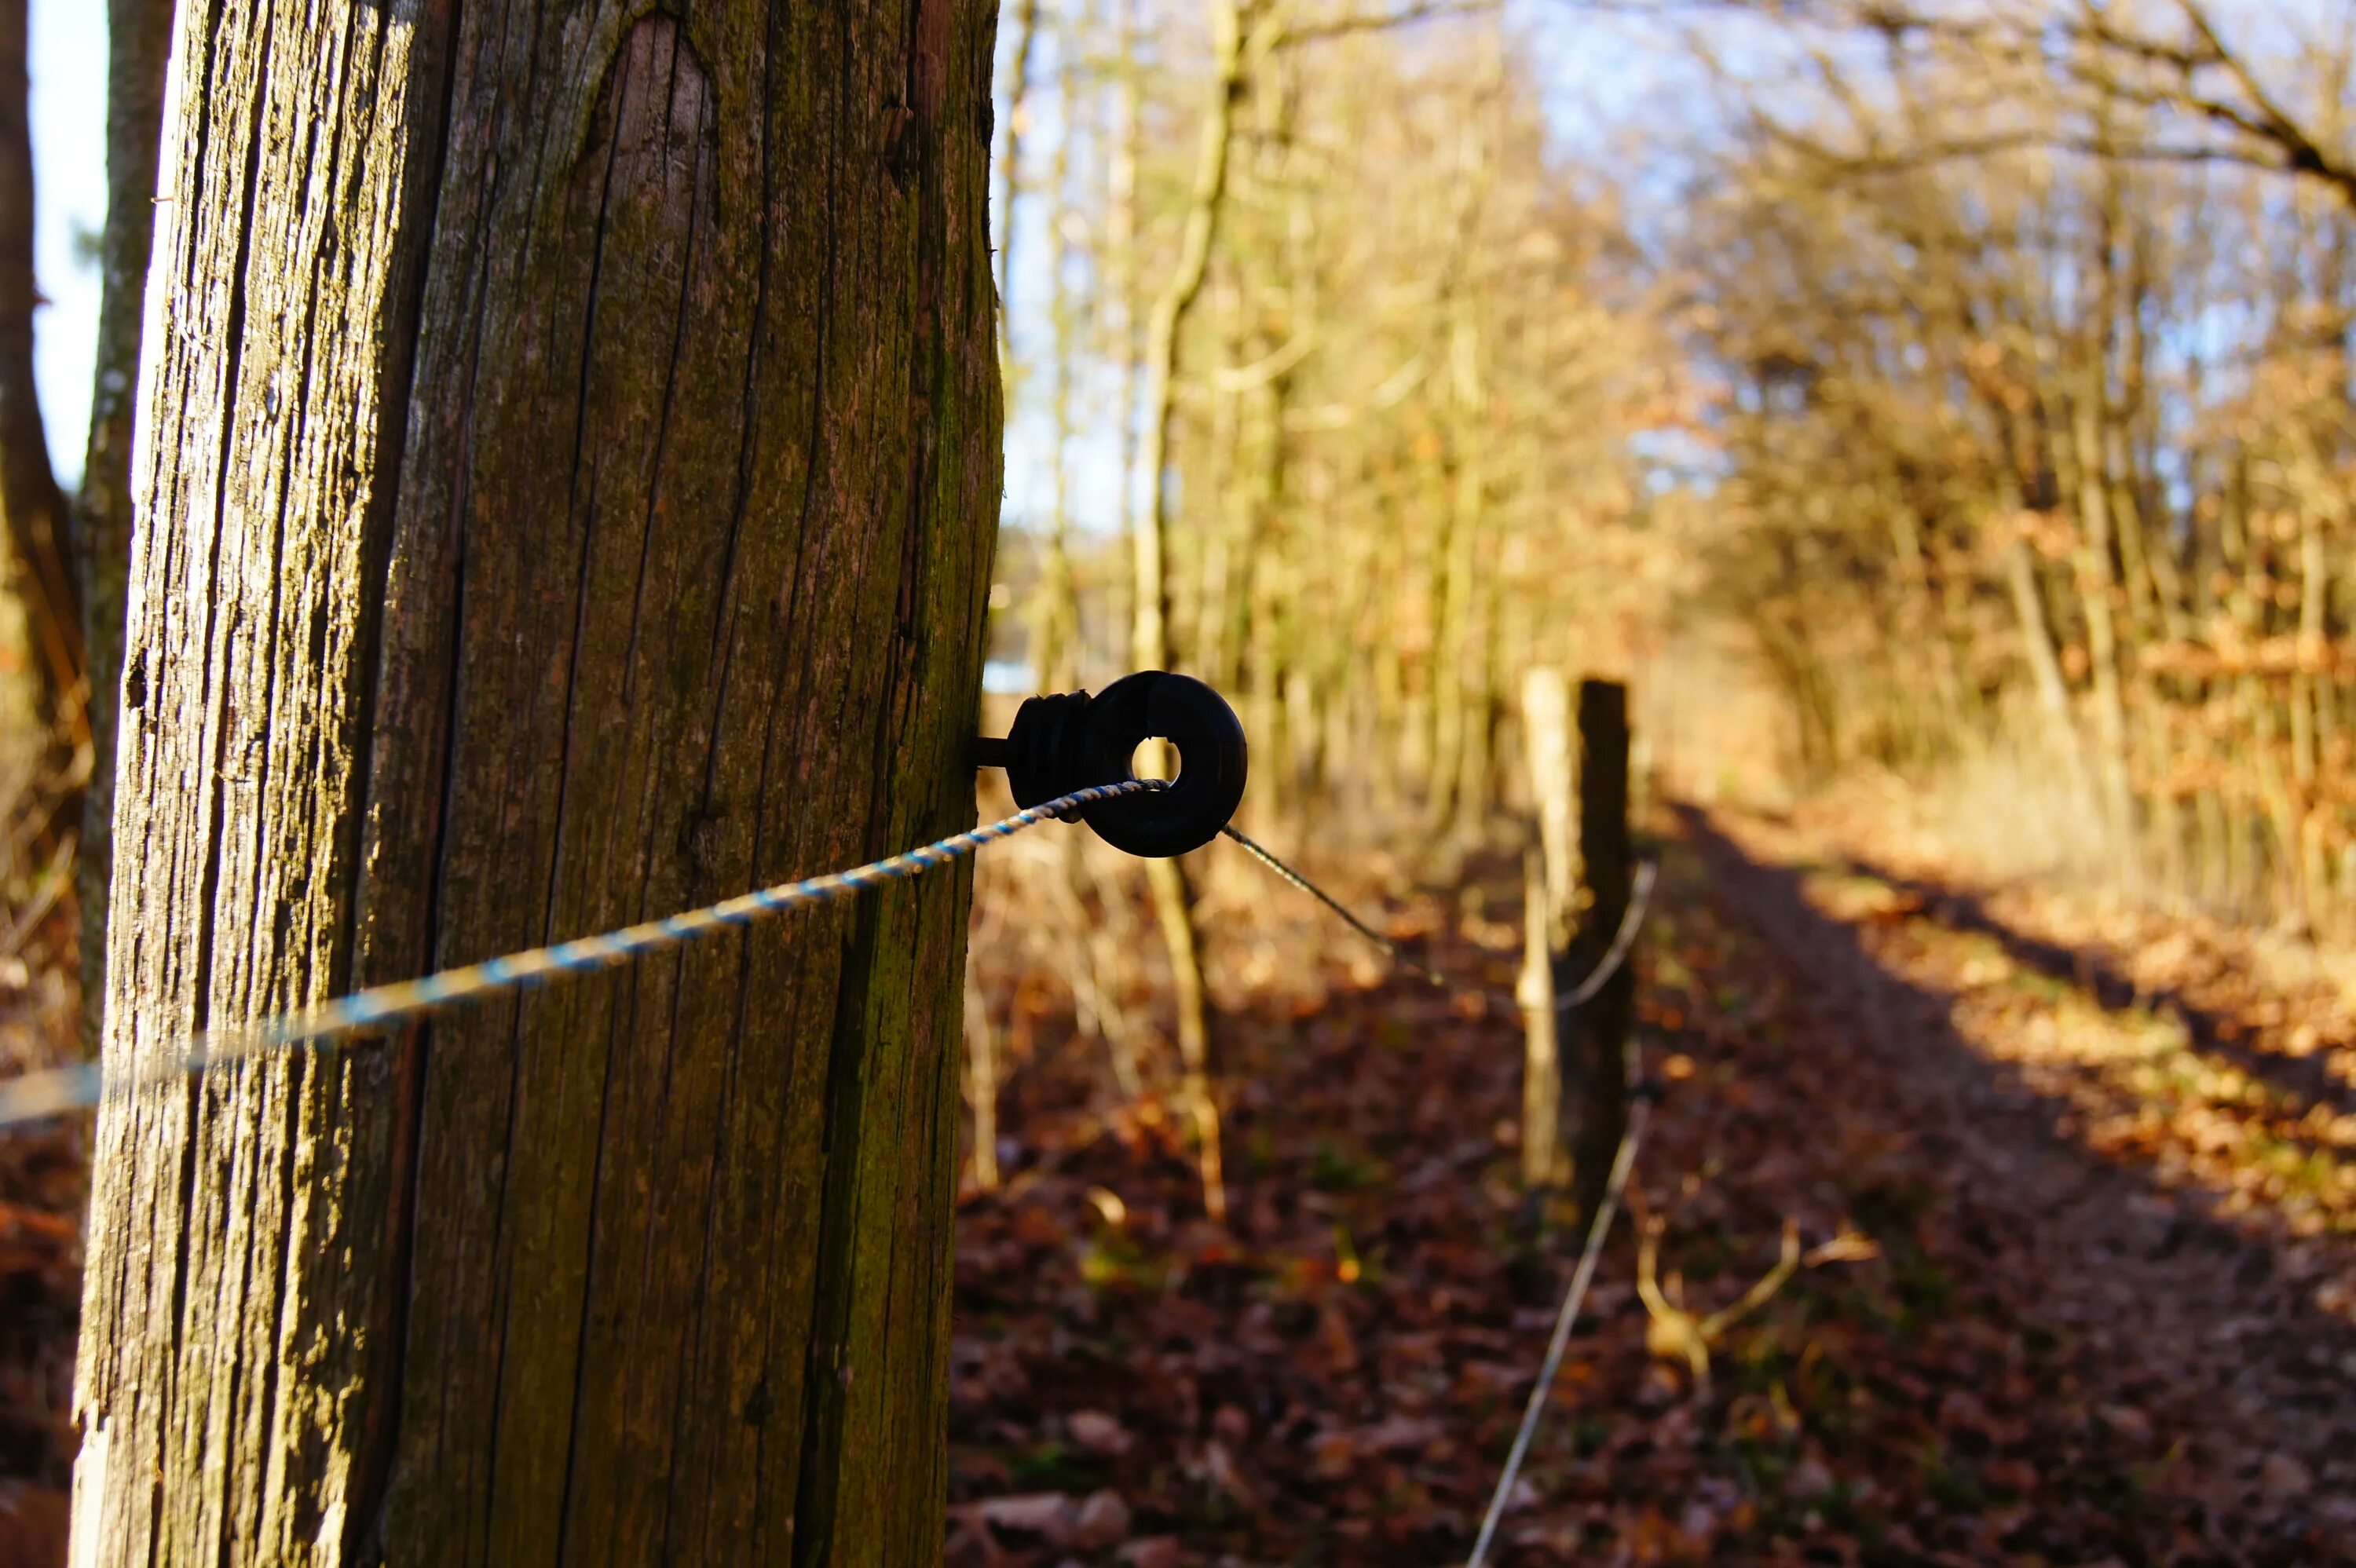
[0,780,1165,1130]
[1218,825,1657,1013]
[1213,828,1663,1566]
[1465,1079,1651,1568]
[1216,824,1456,987]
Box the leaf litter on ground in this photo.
[950,803,2356,1566]
[0,795,2349,1564]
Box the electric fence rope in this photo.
[0,780,1165,1130]
[1562,858,1659,1011]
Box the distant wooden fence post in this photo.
[1519,669,1575,1195]
[1520,675,1635,1219]
[1517,851,1562,1191]
[1570,678,1635,1221]
[1520,667,1577,945]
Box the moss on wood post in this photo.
[72,2,1001,1562]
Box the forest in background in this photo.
[976,0,2355,937]
[938,9,2356,1552]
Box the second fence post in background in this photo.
[1521,667,1579,945]
[1518,850,1562,1193]
[1520,667,1577,1198]
[1571,678,1635,1223]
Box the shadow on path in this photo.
[1676,802,2356,1563]
[1826,849,2356,1122]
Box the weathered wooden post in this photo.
[72,5,1004,1559]
[1517,667,1575,1193]
[1521,667,1577,944]
[1516,850,1561,1191]
[1569,678,1635,1221]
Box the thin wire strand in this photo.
[0,780,1162,1130]
[1218,826,1657,1014]
[1216,826,1661,1563]
[1216,824,1454,987]
[1465,1086,1650,1568]
[1560,858,1659,1011]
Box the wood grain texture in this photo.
[74,1,1001,1562]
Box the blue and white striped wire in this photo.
[0,780,1163,1130]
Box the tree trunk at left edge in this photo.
[0,0,81,759]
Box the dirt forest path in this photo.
[948,806,2356,1566]
[1685,806,2356,1563]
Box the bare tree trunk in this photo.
[1130,0,1246,1225]
[1423,31,1500,839]
[2001,528,2091,806]
[964,961,1001,1193]
[1429,304,1483,837]
[0,0,79,757]
[1102,0,1141,645]
[72,5,1002,1561]
[76,0,177,1047]
[1147,853,1222,1219]
[1132,0,1242,674]
[995,0,1041,370]
[1027,28,1081,695]
[2069,392,2138,860]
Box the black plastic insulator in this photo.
[979,672,1248,857]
